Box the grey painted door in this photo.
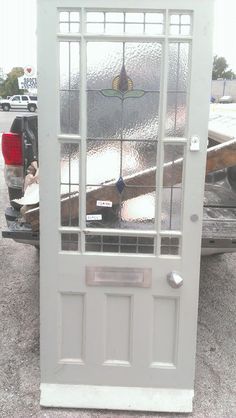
[38,0,214,412]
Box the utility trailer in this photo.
[2,114,236,255]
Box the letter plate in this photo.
[86,267,152,288]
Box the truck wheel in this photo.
[2,104,10,111]
[28,104,36,112]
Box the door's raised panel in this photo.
[104,295,132,365]
[151,297,179,367]
[59,293,85,363]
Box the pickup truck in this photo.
[1,95,37,112]
[2,114,236,255]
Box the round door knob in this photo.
[167,271,183,289]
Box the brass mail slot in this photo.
[86,267,152,287]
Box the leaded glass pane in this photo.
[161,236,180,255]
[61,233,79,251]
[161,144,184,231]
[86,41,161,232]
[60,143,79,227]
[86,140,120,185]
[60,42,80,134]
[166,43,190,137]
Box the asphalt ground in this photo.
[0,111,235,418]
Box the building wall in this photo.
[211,80,236,102]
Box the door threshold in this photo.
[40,383,194,412]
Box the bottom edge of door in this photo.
[40,383,194,412]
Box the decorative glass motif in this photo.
[116,176,126,194]
[101,65,145,100]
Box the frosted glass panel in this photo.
[166,93,187,137]
[121,190,156,229]
[161,144,184,231]
[87,42,161,140]
[85,188,155,229]
[86,140,157,186]
[123,93,159,139]
[125,43,162,90]
[70,43,80,89]
[61,143,80,186]
[60,42,69,90]
[87,43,123,90]
[86,41,161,232]
[60,143,79,227]
[165,43,189,137]
[161,188,182,230]
[87,140,120,184]
[60,91,80,134]
[168,43,189,91]
[122,141,157,184]
[60,42,80,134]
[87,92,122,139]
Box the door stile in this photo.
[80,8,88,254]
[155,10,169,256]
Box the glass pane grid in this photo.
[85,234,155,254]
[169,13,192,36]
[160,236,180,255]
[59,11,80,33]
[86,11,164,34]
[61,143,80,227]
[61,233,80,251]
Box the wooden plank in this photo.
[25,139,236,232]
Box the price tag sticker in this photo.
[86,214,102,221]
[96,200,112,208]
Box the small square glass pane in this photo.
[70,12,80,21]
[181,25,191,35]
[60,22,69,33]
[106,12,124,22]
[170,25,180,35]
[145,13,164,23]
[87,23,104,33]
[70,23,80,33]
[181,15,191,24]
[61,233,79,251]
[170,14,180,24]
[161,236,180,255]
[60,12,69,22]
[106,23,124,34]
[125,23,143,34]
[125,13,144,23]
[87,12,104,22]
[145,23,163,35]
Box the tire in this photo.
[28,104,36,112]
[2,103,10,111]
